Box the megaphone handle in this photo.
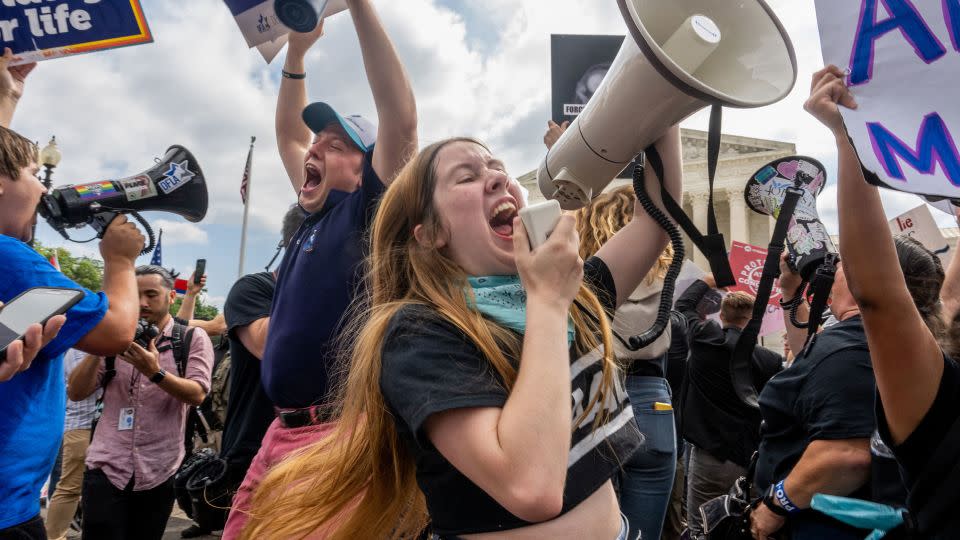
[89,211,119,239]
[89,211,156,256]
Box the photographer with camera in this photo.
[68,265,213,540]
[0,50,145,539]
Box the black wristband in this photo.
[763,487,792,517]
[282,70,306,80]
[149,368,167,384]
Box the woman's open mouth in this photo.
[488,200,518,238]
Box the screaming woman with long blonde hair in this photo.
[241,127,683,540]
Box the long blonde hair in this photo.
[240,138,621,540]
[575,185,673,283]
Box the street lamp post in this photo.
[31,136,62,247]
[39,136,62,190]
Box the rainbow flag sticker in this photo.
[75,181,119,201]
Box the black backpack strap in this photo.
[94,356,117,409]
[729,187,804,409]
[170,323,208,444]
[648,105,736,288]
[907,411,960,534]
[169,322,196,378]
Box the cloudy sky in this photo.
[14,0,954,307]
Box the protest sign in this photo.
[814,0,960,199]
[729,241,785,337]
[550,34,623,125]
[549,34,632,178]
[0,0,152,65]
[224,0,346,63]
[889,203,952,266]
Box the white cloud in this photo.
[15,0,951,300]
[153,219,208,245]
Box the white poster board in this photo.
[888,203,952,266]
[814,1,960,198]
[224,0,347,63]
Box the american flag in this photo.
[240,136,256,204]
[150,229,163,266]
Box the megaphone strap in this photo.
[728,186,804,410]
[645,107,736,288]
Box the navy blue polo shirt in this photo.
[261,148,384,409]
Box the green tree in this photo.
[33,242,104,291]
[170,295,220,320]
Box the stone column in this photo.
[690,192,709,269]
[728,189,748,245]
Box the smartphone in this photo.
[0,287,84,361]
[519,200,562,249]
[194,259,206,285]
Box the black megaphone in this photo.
[38,145,208,254]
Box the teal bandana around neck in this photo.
[466,275,576,346]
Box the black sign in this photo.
[550,34,625,124]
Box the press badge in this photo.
[118,407,135,430]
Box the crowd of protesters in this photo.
[3,1,960,539]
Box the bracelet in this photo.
[282,70,306,80]
[763,487,791,517]
[773,480,801,514]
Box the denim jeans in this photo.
[618,376,677,540]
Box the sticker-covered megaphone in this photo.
[38,145,208,255]
[744,156,835,280]
[538,0,797,209]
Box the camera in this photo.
[134,319,160,349]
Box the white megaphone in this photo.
[538,0,798,209]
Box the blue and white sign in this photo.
[0,0,152,65]
[815,0,960,198]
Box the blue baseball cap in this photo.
[302,102,377,152]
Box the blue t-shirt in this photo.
[261,148,384,409]
[0,235,108,529]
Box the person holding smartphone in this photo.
[0,303,64,382]
[0,50,145,540]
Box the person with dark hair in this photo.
[804,64,960,538]
[68,265,214,540]
[676,276,783,539]
[0,49,145,540]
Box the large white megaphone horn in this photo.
[538,0,797,210]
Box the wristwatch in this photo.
[149,368,167,384]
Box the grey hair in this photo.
[135,265,175,290]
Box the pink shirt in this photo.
[85,318,214,491]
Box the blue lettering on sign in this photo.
[946,0,960,51]
[0,1,148,55]
[867,113,960,186]
[848,0,947,86]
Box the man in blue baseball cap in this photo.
[222,0,417,536]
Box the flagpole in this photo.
[238,136,256,279]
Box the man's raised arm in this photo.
[346,0,418,185]
[277,25,326,192]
